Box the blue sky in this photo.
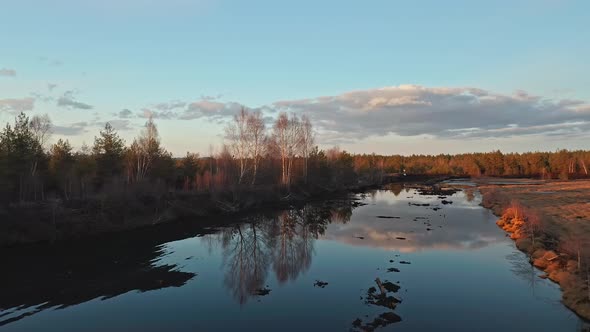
[1,0,589,156]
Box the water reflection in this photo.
[324,189,506,252]
[214,188,508,305]
[0,232,196,326]
[0,188,507,321]
[218,204,343,303]
[0,186,582,331]
[220,217,273,304]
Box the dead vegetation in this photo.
[480,179,590,320]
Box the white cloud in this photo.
[53,122,88,136]
[0,68,16,77]
[272,85,590,143]
[118,109,134,119]
[153,101,186,111]
[0,97,35,112]
[105,119,132,131]
[57,91,93,110]
[179,100,243,121]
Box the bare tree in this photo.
[246,111,266,185]
[523,210,544,247]
[125,116,162,182]
[300,115,315,183]
[272,112,303,188]
[225,108,250,184]
[29,114,53,150]
[561,233,589,271]
[208,144,215,175]
[136,116,161,181]
[326,146,342,162]
[29,114,52,200]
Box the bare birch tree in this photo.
[29,114,52,199]
[561,234,589,271]
[29,114,53,150]
[126,116,162,182]
[247,111,266,185]
[272,112,303,188]
[225,107,250,184]
[136,116,161,180]
[300,115,314,183]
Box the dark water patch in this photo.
[0,239,195,326]
[314,280,328,288]
[352,312,403,332]
[252,288,271,296]
[416,186,460,196]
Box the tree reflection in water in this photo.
[221,216,273,304]
[220,202,352,303]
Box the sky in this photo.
[1,0,589,156]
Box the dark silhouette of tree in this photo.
[92,123,125,183]
[49,139,74,199]
[72,143,96,199]
[0,113,45,202]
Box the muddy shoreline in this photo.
[477,179,590,321]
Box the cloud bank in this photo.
[107,85,590,147]
[272,85,590,142]
[123,98,245,122]
[0,98,35,112]
[53,122,88,136]
[57,91,93,110]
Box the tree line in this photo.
[0,110,349,205]
[353,149,590,182]
[1,110,589,205]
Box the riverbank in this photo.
[478,178,590,320]
[0,175,452,247]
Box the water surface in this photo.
[0,185,584,331]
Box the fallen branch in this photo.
[375,278,386,296]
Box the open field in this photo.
[479,179,590,239]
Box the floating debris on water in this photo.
[314,280,329,288]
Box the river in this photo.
[0,182,584,331]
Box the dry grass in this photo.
[479,179,590,320]
[479,179,590,241]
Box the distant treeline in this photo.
[354,149,589,179]
[0,110,588,205]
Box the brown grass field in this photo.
[479,179,590,240]
[478,178,590,320]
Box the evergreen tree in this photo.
[49,139,74,199]
[0,113,45,202]
[93,123,125,182]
